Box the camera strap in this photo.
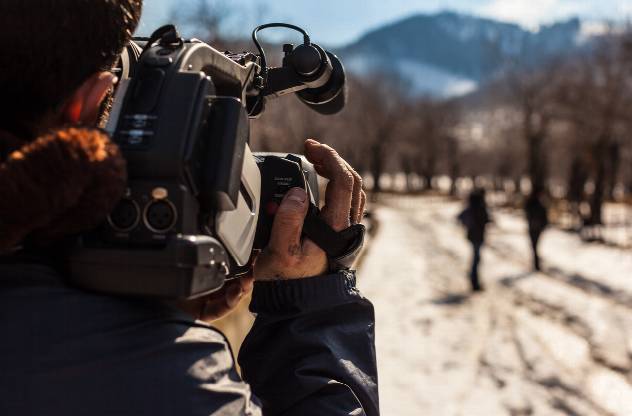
[302,203,365,271]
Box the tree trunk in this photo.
[493,176,504,192]
[449,169,459,196]
[423,173,433,190]
[528,132,546,193]
[420,156,436,191]
[605,141,621,200]
[514,177,522,195]
[401,156,414,193]
[567,157,587,203]
[446,136,460,196]
[589,140,607,225]
[370,143,384,193]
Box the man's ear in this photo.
[63,72,117,125]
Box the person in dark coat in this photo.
[525,189,549,271]
[458,189,490,292]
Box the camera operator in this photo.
[0,1,378,415]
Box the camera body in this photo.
[68,25,359,299]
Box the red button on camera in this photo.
[266,201,279,215]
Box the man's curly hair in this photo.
[0,1,142,250]
[0,0,142,138]
[0,128,127,252]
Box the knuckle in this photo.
[337,170,355,190]
[325,148,341,161]
[353,172,363,189]
[323,144,337,155]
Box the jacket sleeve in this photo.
[238,271,379,416]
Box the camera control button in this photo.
[119,130,154,147]
[265,201,279,216]
[124,114,156,130]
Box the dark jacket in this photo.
[0,260,379,415]
[525,194,548,235]
[458,193,490,245]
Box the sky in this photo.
[138,0,632,46]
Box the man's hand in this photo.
[174,275,254,322]
[175,139,365,319]
[254,139,366,280]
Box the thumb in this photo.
[267,187,308,254]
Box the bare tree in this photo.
[394,97,461,192]
[445,135,461,196]
[555,31,632,224]
[503,62,563,194]
[337,74,407,193]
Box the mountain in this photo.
[338,12,586,97]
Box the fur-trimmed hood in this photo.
[0,127,126,252]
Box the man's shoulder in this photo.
[1,262,228,343]
[0,262,231,351]
[0,263,250,415]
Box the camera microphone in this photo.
[252,24,347,116]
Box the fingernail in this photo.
[286,187,307,203]
[305,139,319,145]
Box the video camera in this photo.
[68,24,365,299]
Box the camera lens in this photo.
[144,200,177,233]
[108,199,140,232]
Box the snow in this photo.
[578,21,611,42]
[357,195,632,416]
[344,55,478,98]
[395,59,478,97]
[436,15,481,43]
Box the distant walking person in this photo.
[458,189,491,292]
[525,190,548,271]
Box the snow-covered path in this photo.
[357,195,632,416]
